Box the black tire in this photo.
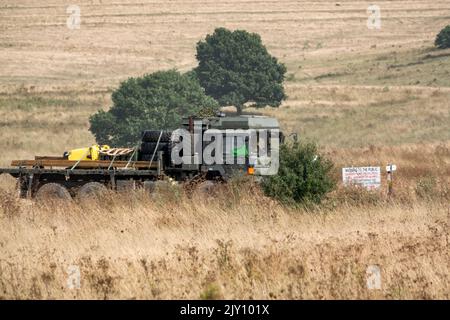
[141,130,172,142]
[77,182,108,201]
[139,154,151,162]
[35,183,71,201]
[140,142,169,154]
[139,153,172,165]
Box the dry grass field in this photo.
[0,0,449,299]
[0,181,449,299]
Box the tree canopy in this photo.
[89,70,218,146]
[194,27,287,114]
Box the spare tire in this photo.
[140,142,170,154]
[139,153,172,165]
[35,183,71,201]
[77,182,108,201]
[141,130,172,142]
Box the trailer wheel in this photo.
[35,183,71,201]
[77,182,108,201]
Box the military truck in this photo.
[0,115,282,200]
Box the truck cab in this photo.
[165,115,283,181]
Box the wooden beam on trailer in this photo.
[11,159,159,169]
[34,156,66,160]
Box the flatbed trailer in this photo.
[0,152,167,199]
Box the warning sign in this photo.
[342,167,381,189]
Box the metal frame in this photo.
[10,159,159,169]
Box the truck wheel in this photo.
[35,183,71,201]
[77,182,108,201]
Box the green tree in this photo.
[89,70,218,146]
[435,25,450,49]
[262,141,335,206]
[194,28,287,115]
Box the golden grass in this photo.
[253,85,450,147]
[0,89,108,165]
[0,183,448,300]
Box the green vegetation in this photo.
[89,70,218,146]
[435,25,450,49]
[199,283,223,300]
[262,141,335,205]
[89,27,289,145]
[195,27,286,114]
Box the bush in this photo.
[435,25,450,49]
[261,141,335,206]
[89,70,218,146]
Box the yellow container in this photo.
[67,145,110,161]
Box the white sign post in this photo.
[386,164,397,172]
[386,164,397,196]
[342,167,381,190]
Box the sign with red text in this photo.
[342,167,381,189]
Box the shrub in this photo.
[435,25,450,49]
[200,282,223,300]
[261,141,335,206]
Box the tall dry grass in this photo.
[0,178,448,300]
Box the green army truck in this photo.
[0,115,282,200]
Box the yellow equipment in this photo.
[65,145,110,161]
